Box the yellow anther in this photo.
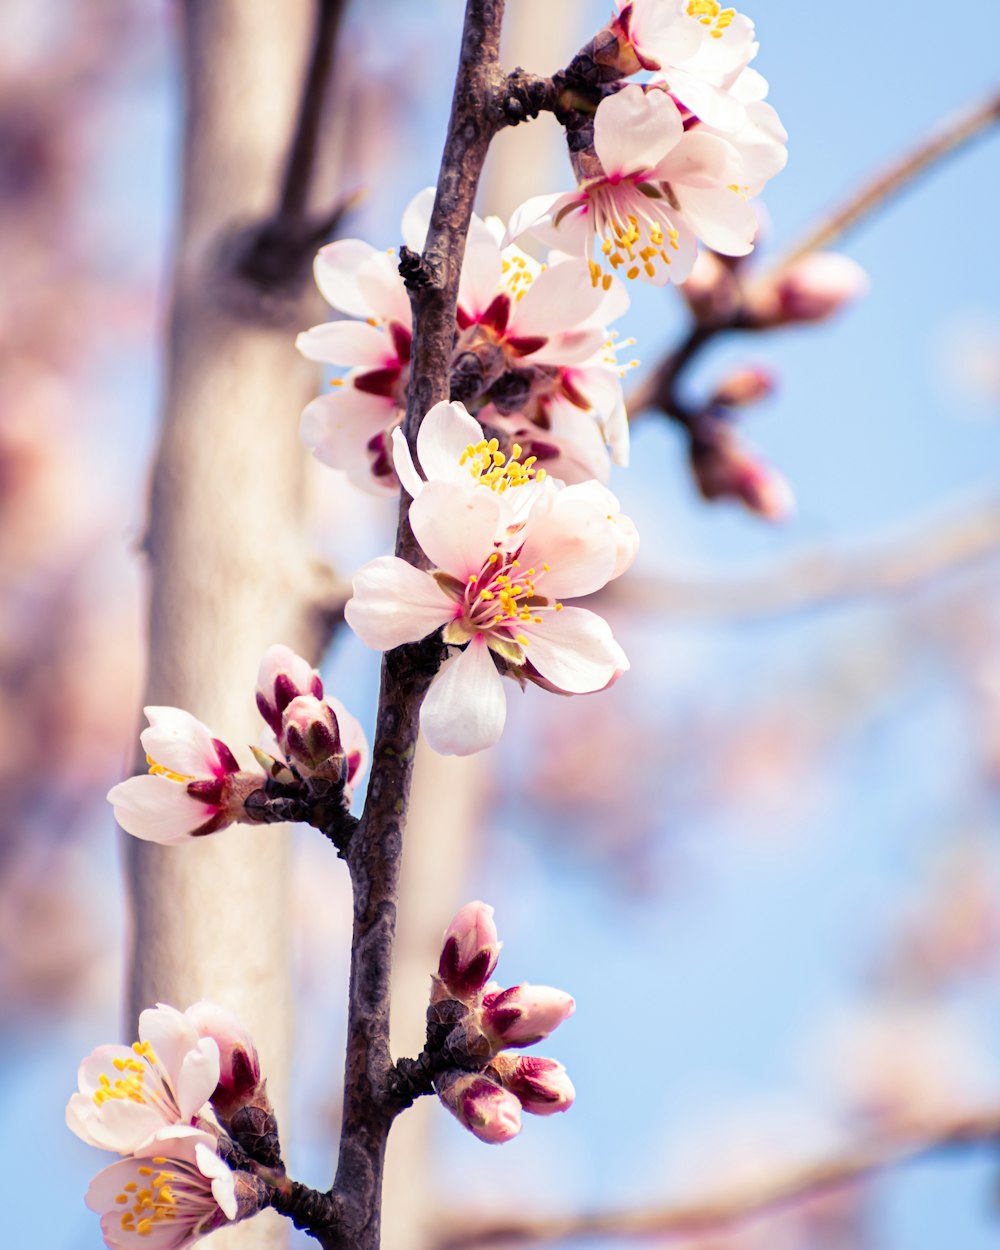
[626,266,639,280]
[601,273,612,290]
[479,590,494,601]
[555,602,564,611]
[644,261,655,277]
[115,1195,128,1205]
[145,757,191,784]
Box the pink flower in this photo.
[107,707,256,844]
[492,1054,576,1116]
[184,1001,260,1119]
[437,1073,522,1144]
[67,1004,220,1156]
[344,475,633,756]
[85,1127,237,1249]
[438,901,502,1000]
[481,983,576,1049]
[255,643,324,737]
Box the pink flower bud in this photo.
[691,428,795,523]
[437,1073,522,1144]
[710,366,776,409]
[184,1001,261,1104]
[279,694,345,781]
[481,984,576,1049]
[438,902,502,1000]
[492,1054,576,1116]
[747,252,869,327]
[256,644,324,736]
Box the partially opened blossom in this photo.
[345,468,634,755]
[508,86,762,288]
[107,708,261,844]
[436,1073,522,1144]
[67,1003,220,1155]
[184,1001,261,1121]
[86,1127,238,1249]
[255,643,324,737]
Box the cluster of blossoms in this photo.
[345,400,638,755]
[108,644,368,844]
[298,187,633,495]
[67,1002,267,1248]
[432,902,576,1142]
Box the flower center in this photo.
[113,1154,216,1238]
[686,0,736,37]
[92,1041,159,1107]
[459,438,547,492]
[146,755,193,784]
[459,551,564,649]
[587,191,681,284]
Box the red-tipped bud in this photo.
[256,644,324,736]
[279,694,345,781]
[747,252,869,327]
[491,1054,576,1116]
[185,1001,261,1120]
[436,1072,522,1144]
[481,984,576,1049]
[710,366,776,409]
[438,902,502,1001]
[681,250,742,325]
[691,428,795,523]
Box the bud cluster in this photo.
[431,902,576,1144]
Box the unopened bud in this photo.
[490,1054,576,1116]
[436,1072,522,1144]
[186,1001,261,1111]
[438,902,502,1001]
[279,694,345,781]
[710,366,775,409]
[256,644,324,736]
[681,250,742,324]
[747,252,869,326]
[481,983,576,1049]
[691,427,795,522]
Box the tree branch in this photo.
[434,1108,1000,1247]
[324,5,509,1248]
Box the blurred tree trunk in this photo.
[124,4,339,1245]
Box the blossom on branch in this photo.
[107,708,261,844]
[85,1127,238,1249]
[345,408,636,755]
[66,1003,221,1155]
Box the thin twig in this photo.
[434,1108,1000,1248]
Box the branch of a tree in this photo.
[434,1108,1000,1248]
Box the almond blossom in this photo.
[85,1127,237,1249]
[107,707,261,844]
[298,190,632,492]
[67,1003,220,1156]
[508,85,764,288]
[344,448,635,755]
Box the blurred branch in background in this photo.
[435,1105,1000,1248]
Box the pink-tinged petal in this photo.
[679,184,758,256]
[508,260,604,340]
[459,240,505,319]
[569,365,630,465]
[140,707,219,778]
[667,68,746,133]
[503,192,568,247]
[314,238,381,315]
[300,390,401,495]
[138,1003,218,1113]
[414,400,485,486]
[593,86,684,177]
[730,100,788,195]
[401,186,436,251]
[527,325,607,368]
[627,0,701,61]
[345,556,454,651]
[295,320,396,368]
[108,775,214,843]
[516,489,618,598]
[355,250,412,326]
[590,270,630,324]
[326,694,369,794]
[731,66,769,104]
[390,427,422,498]
[420,638,507,756]
[656,128,741,190]
[682,11,756,83]
[519,607,627,693]
[194,1142,239,1221]
[174,1038,222,1121]
[409,481,502,579]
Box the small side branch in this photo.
[434,1108,1000,1248]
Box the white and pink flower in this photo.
[107,708,259,844]
[85,1127,237,1249]
[67,1003,221,1156]
[344,421,635,755]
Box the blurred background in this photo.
[3,1,1000,1247]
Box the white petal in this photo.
[108,774,213,843]
[504,192,568,247]
[355,250,412,325]
[667,69,746,133]
[296,320,395,368]
[516,488,618,598]
[520,607,627,693]
[314,239,381,315]
[345,556,454,650]
[420,638,507,755]
[593,86,683,177]
[141,707,219,777]
[409,482,502,579]
[401,186,437,251]
[458,239,504,319]
[300,391,400,495]
[391,426,423,498]
[415,400,485,486]
[509,260,604,339]
[174,1038,222,1122]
